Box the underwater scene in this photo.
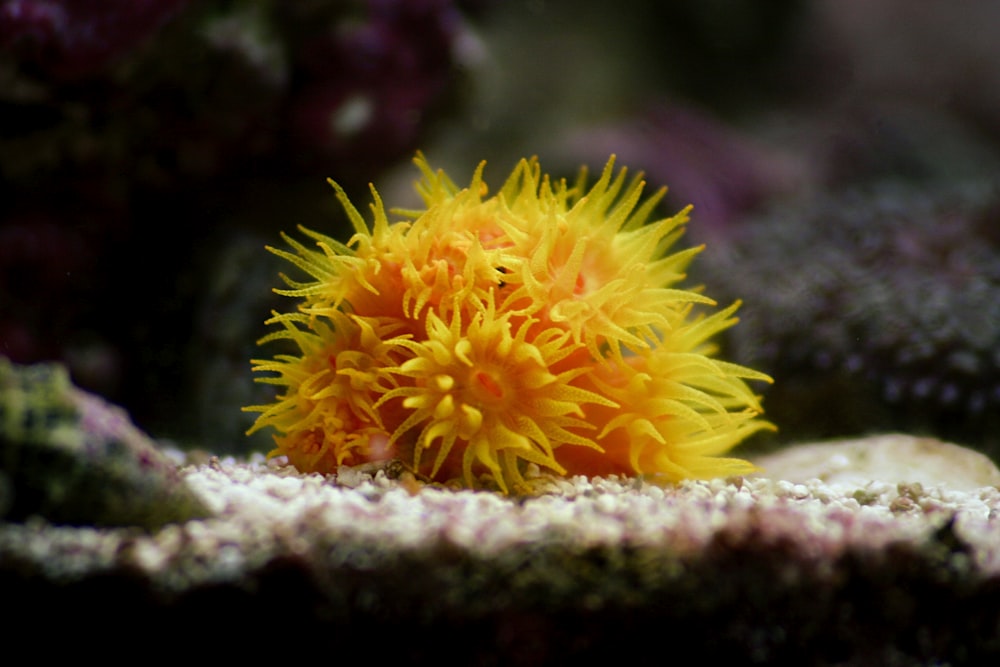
[3,1,1000,662]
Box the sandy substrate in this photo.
[3,434,1000,664]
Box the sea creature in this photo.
[246,154,773,493]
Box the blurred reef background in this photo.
[2,0,1000,460]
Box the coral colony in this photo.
[246,155,773,493]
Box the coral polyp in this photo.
[246,154,773,492]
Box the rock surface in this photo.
[4,433,1000,663]
[0,357,211,528]
[752,433,1000,490]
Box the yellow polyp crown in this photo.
[245,152,774,493]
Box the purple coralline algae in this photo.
[693,181,1000,457]
[0,0,190,79]
[0,0,477,446]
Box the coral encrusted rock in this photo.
[3,435,1000,664]
[692,181,1000,457]
[0,356,210,528]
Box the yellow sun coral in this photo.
[245,153,774,492]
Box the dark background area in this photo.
[3,0,1000,458]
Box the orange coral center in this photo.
[475,370,504,399]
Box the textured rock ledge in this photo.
[4,439,1000,665]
